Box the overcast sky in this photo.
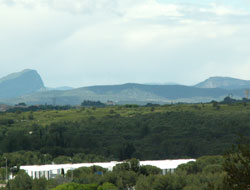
[0,0,250,87]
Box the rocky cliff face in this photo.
[0,69,44,99]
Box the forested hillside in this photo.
[0,103,250,167]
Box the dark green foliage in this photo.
[129,158,140,173]
[152,175,182,190]
[1,151,53,168]
[0,104,250,167]
[135,175,157,190]
[7,170,32,190]
[69,159,158,189]
[113,159,140,173]
[221,96,237,104]
[28,112,34,120]
[223,143,250,190]
[109,109,115,114]
[177,156,224,174]
[32,178,48,190]
[81,100,105,107]
[97,182,118,190]
[0,168,6,182]
[123,104,139,108]
[51,183,98,190]
[47,176,71,189]
[136,173,188,190]
[0,151,107,169]
[145,103,160,107]
[7,105,73,113]
[113,163,130,172]
[15,103,27,107]
[53,156,72,164]
[66,166,107,185]
[9,153,250,190]
[173,156,225,190]
[1,101,250,189]
[140,165,162,176]
[0,119,14,125]
[151,107,155,112]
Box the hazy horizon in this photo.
[1,0,250,88]
[2,68,250,88]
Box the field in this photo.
[2,103,249,127]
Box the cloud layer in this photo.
[0,0,250,87]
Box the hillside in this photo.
[0,70,248,105]
[0,103,250,162]
[195,76,250,89]
[5,83,245,105]
[0,69,44,99]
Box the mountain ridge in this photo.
[0,70,249,105]
[195,76,250,89]
[3,83,244,105]
[0,69,44,99]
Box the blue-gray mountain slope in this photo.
[6,83,245,105]
[195,77,250,90]
[0,70,248,105]
[86,83,228,99]
[0,69,44,99]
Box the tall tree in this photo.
[223,142,250,190]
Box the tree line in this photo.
[1,104,250,167]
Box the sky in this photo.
[0,0,250,87]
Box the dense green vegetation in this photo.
[2,156,224,190]
[4,144,250,190]
[0,102,250,189]
[1,102,250,168]
[81,100,106,107]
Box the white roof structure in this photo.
[140,159,195,170]
[20,161,120,173]
[20,159,195,179]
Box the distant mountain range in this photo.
[44,86,74,91]
[195,76,250,89]
[0,70,249,105]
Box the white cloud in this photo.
[0,0,250,86]
[205,3,249,16]
[124,1,182,20]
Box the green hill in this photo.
[0,103,250,162]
